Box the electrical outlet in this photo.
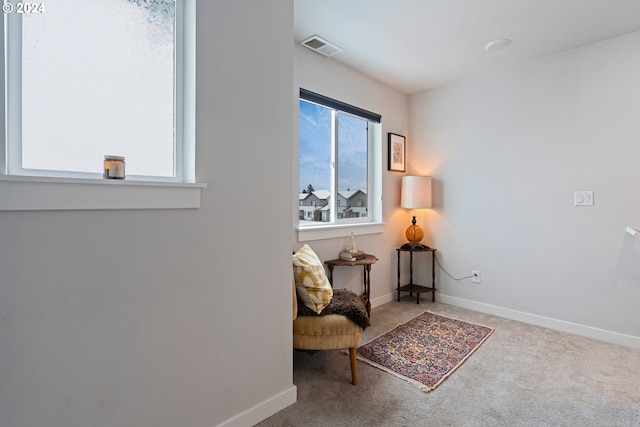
[472,270,481,283]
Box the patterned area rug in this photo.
[357,311,494,391]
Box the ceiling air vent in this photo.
[300,35,343,57]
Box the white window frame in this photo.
[0,0,203,210]
[297,89,383,241]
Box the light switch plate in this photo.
[574,191,594,206]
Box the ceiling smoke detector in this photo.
[484,39,512,52]
[300,35,343,57]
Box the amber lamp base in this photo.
[402,216,430,250]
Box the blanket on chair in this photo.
[297,289,369,329]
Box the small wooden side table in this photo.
[324,254,378,317]
[396,246,437,304]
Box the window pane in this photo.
[299,100,332,223]
[21,0,175,177]
[337,112,368,219]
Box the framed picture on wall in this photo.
[388,133,406,172]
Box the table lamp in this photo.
[400,176,432,249]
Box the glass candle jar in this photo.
[103,155,125,179]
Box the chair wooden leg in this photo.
[349,347,358,385]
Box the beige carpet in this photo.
[258,297,640,427]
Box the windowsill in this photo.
[297,222,385,242]
[0,175,207,211]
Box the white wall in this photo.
[0,2,296,426]
[293,45,411,304]
[409,31,640,346]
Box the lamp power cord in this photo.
[434,252,474,281]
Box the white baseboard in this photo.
[370,292,395,308]
[216,385,297,427]
[372,291,640,349]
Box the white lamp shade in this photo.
[401,176,432,209]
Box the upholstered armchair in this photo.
[292,245,369,385]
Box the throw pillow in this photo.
[292,244,333,314]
